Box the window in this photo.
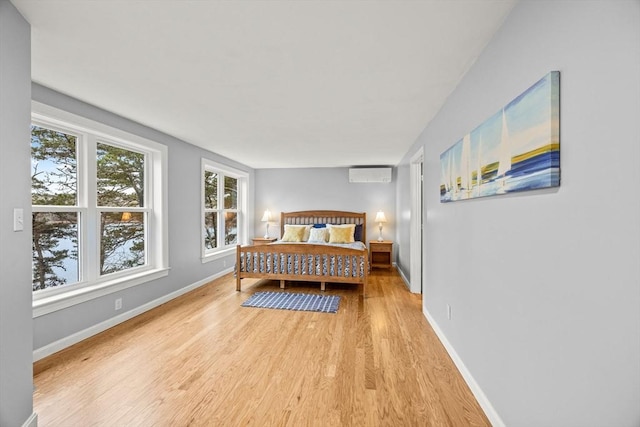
[31,125,80,290]
[96,143,146,275]
[31,103,168,315]
[202,159,247,260]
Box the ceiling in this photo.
[13,0,516,169]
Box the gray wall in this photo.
[254,168,396,250]
[31,84,255,351]
[394,161,411,281]
[0,1,34,426]
[397,1,640,426]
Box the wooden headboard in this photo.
[280,210,367,243]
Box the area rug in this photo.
[241,291,340,314]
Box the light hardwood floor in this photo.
[34,269,490,426]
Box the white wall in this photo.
[0,1,35,426]
[397,1,640,426]
[254,167,396,249]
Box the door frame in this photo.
[409,147,424,294]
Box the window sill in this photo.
[33,267,170,318]
[201,246,236,264]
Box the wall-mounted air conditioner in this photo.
[348,167,392,183]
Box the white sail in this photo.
[450,151,458,194]
[441,155,449,192]
[496,109,511,178]
[460,135,472,190]
[476,136,483,190]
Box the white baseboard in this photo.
[22,412,38,427]
[395,264,411,290]
[33,268,234,362]
[422,306,505,427]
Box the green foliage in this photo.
[224,176,237,209]
[203,173,239,248]
[96,144,146,275]
[31,126,77,206]
[31,127,78,290]
[100,212,145,275]
[204,171,217,209]
[31,126,147,290]
[32,212,77,291]
[204,212,217,250]
[97,143,144,207]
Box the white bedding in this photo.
[270,240,366,251]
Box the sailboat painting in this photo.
[440,71,560,202]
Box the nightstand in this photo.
[369,240,393,269]
[252,237,277,246]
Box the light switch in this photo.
[14,208,24,232]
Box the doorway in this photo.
[410,148,424,295]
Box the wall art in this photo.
[440,71,560,202]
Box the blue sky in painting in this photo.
[441,71,559,168]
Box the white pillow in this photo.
[308,227,329,243]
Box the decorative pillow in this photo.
[327,224,356,243]
[354,224,363,242]
[308,227,329,243]
[327,223,356,231]
[313,223,327,228]
[281,225,306,242]
[302,224,312,241]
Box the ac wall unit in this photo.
[348,167,392,183]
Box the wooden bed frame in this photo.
[235,210,369,296]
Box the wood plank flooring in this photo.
[34,269,490,426]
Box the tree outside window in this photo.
[97,143,145,275]
[202,164,242,255]
[31,126,79,291]
[31,125,148,291]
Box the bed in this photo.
[235,210,369,296]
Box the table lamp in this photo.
[375,210,387,241]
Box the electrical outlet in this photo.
[447,304,452,320]
[115,298,122,311]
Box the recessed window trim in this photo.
[31,101,169,317]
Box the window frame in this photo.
[31,102,169,317]
[201,158,248,262]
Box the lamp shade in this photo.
[375,211,387,223]
[261,210,272,222]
